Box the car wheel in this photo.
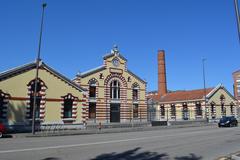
[0,132,2,138]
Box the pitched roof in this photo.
[0,61,87,92]
[147,88,214,103]
[206,84,236,100]
[103,53,127,61]
[127,69,147,84]
[232,69,240,75]
[79,65,106,78]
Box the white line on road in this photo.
[0,127,236,154]
[0,135,164,154]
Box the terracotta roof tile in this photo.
[147,88,214,102]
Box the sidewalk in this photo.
[10,123,216,138]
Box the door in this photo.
[110,103,120,122]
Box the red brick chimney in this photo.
[158,50,167,98]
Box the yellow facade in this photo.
[149,85,237,121]
[0,62,86,126]
[74,48,147,123]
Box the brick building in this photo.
[0,61,87,129]
[147,50,238,121]
[233,70,240,101]
[73,46,147,123]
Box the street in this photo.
[0,125,240,160]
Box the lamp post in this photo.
[202,58,208,123]
[32,3,47,135]
[131,104,134,128]
[234,0,240,44]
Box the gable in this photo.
[0,67,85,98]
[0,62,86,93]
[208,87,236,105]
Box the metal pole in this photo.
[132,104,133,128]
[166,107,168,125]
[202,58,208,123]
[32,3,47,135]
[234,0,240,44]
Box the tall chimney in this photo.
[158,50,167,97]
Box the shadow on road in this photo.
[175,153,202,160]
[40,148,202,160]
[41,158,61,160]
[90,147,203,160]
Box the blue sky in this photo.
[0,0,239,93]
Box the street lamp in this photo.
[202,58,208,123]
[234,0,240,44]
[32,3,47,135]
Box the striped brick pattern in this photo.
[210,102,216,118]
[170,104,176,119]
[230,102,235,115]
[104,73,128,122]
[26,79,47,120]
[0,90,10,119]
[194,102,203,119]
[82,94,88,123]
[182,103,189,119]
[61,94,78,120]
[85,78,99,122]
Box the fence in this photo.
[147,109,206,122]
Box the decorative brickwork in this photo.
[195,102,203,119]
[61,93,78,121]
[210,101,216,118]
[82,93,88,123]
[87,78,99,121]
[104,73,128,122]
[26,78,47,120]
[0,90,10,120]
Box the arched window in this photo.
[210,102,215,113]
[210,102,216,119]
[132,83,139,101]
[182,103,188,120]
[63,94,74,118]
[195,102,202,116]
[0,91,9,119]
[220,95,226,116]
[110,80,120,99]
[29,80,42,119]
[89,80,97,98]
[171,104,176,117]
[0,95,3,118]
[230,102,234,115]
[160,105,165,116]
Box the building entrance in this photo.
[110,103,120,122]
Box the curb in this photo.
[9,123,216,138]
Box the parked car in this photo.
[218,116,238,127]
[0,123,6,138]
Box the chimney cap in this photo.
[158,50,165,53]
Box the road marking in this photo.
[0,135,165,154]
[0,127,238,154]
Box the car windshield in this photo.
[220,117,232,122]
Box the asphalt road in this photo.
[0,125,240,160]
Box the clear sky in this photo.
[0,0,239,93]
